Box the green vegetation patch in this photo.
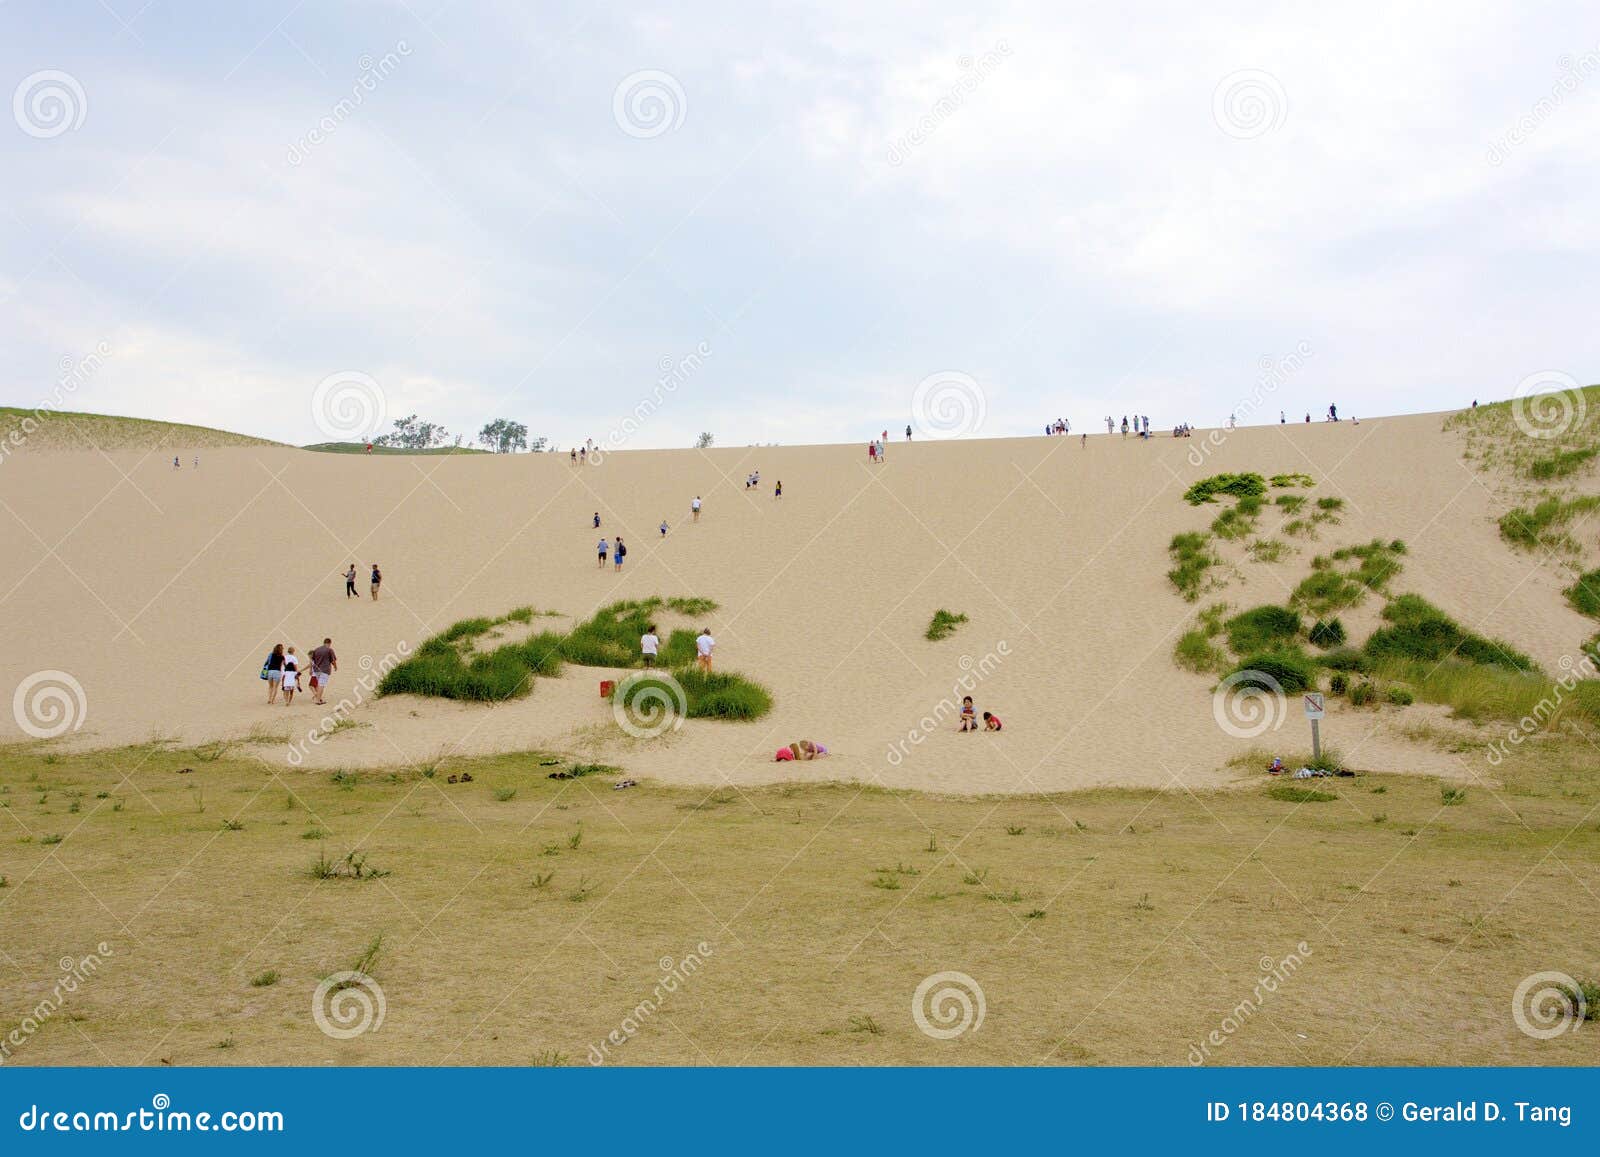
[1224,605,1302,655]
[1499,494,1600,552]
[1364,594,1535,673]
[380,597,771,721]
[1527,446,1599,481]
[1270,473,1315,488]
[1227,649,1317,693]
[1308,618,1347,648]
[1168,533,1220,601]
[1184,472,1267,506]
[926,609,969,641]
[1291,539,1405,616]
[1566,569,1600,619]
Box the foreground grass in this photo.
[1,740,1597,1067]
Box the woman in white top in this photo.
[281,646,301,704]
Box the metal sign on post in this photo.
[1304,693,1326,762]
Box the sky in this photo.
[3,1,1599,449]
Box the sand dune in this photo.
[0,411,1584,790]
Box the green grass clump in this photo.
[1267,784,1337,803]
[1210,506,1256,541]
[1168,533,1219,601]
[1185,472,1267,505]
[1365,594,1535,672]
[1564,569,1600,618]
[1308,618,1347,648]
[1290,570,1365,617]
[1499,494,1600,552]
[1228,650,1316,693]
[1527,446,1598,481]
[1247,538,1288,564]
[1274,494,1307,514]
[1292,540,1405,615]
[1224,606,1301,655]
[1270,473,1315,488]
[926,609,969,641]
[1175,630,1227,674]
[1316,496,1345,513]
[380,597,767,721]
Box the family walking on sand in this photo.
[263,638,338,706]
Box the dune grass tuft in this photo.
[925,609,969,641]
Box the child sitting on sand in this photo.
[982,711,1002,731]
[959,696,977,731]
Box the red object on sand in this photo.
[600,680,616,698]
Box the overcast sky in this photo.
[3,2,1598,448]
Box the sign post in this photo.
[1303,693,1326,763]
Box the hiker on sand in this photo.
[959,696,977,731]
[344,564,358,599]
[905,424,912,442]
[692,495,702,521]
[264,643,285,704]
[369,564,382,600]
[281,647,301,705]
[695,628,715,671]
[983,711,1003,731]
[774,480,782,500]
[172,456,180,470]
[660,519,669,537]
[594,511,601,528]
[614,537,626,571]
[597,538,609,568]
[310,638,338,706]
[641,624,659,668]
[868,441,877,462]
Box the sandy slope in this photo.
[0,412,1585,791]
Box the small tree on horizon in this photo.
[480,418,529,454]
[695,431,714,449]
[374,414,451,450]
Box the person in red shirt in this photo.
[982,711,1002,731]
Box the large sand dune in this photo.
[0,411,1584,790]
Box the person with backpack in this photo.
[613,537,627,571]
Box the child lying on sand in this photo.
[774,740,829,761]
